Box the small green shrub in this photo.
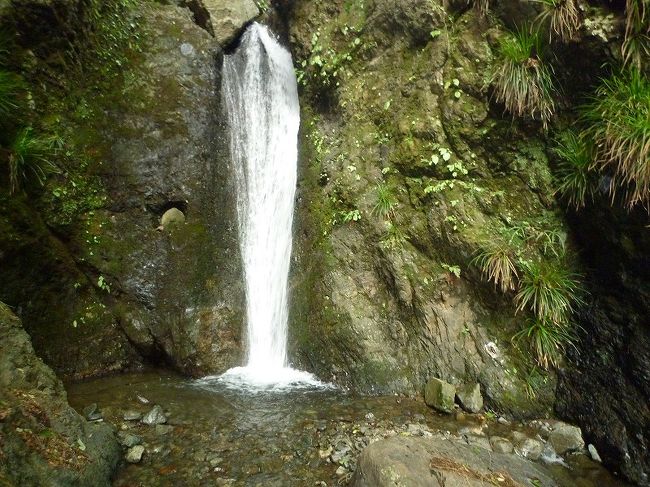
[514,317,577,368]
[552,130,597,210]
[622,0,649,70]
[491,28,556,128]
[581,69,650,209]
[536,0,581,41]
[515,261,583,325]
[471,242,519,292]
[7,128,59,193]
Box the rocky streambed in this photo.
[66,371,627,487]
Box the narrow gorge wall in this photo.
[287,0,562,416]
[0,1,251,379]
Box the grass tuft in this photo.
[514,317,577,369]
[622,0,649,70]
[515,261,583,325]
[491,27,556,129]
[8,128,60,194]
[536,0,581,41]
[553,130,597,210]
[471,242,519,293]
[581,69,650,210]
[372,183,397,219]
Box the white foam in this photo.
[199,366,332,392]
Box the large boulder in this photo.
[202,0,259,46]
[352,436,555,487]
[0,303,120,486]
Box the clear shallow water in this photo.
[66,371,628,487]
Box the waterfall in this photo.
[219,23,320,388]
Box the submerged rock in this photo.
[118,432,143,448]
[83,403,103,421]
[142,405,167,425]
[424,378,456,413]
[126,445,145,464]
[489,436,514,454]
[160,208,185,228]
[123,410,142,421]
[588,444,603,463]
[515,438,543,461]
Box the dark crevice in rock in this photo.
[179,0,215,36]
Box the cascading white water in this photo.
[218,23,321,388]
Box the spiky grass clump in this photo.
[0,70,21,119]
[622,0,649,70]
[515,261,583,325]
[514,317,577,368]
[471,242,519,293]
[491,28,556,128]
[582,69,650,209]
[553,130,597,210]
[472,0,490,16]
[8,128,59,193]
[536,0,581,41]
[372,183,397,219]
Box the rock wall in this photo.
[0,1,249,378]
[286,0,562,416]
[556,203,650,486]
[0,302,120,486]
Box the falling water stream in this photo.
[216,23,321,388]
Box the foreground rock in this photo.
[0,303,120,486]
[353,436,555,486]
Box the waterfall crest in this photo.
[218,23,321,389]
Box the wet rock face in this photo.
[556,203,650,486]
[0,303,120,486]
[0,1,245,379]
[99,4,244,377]
[366,0,447,47]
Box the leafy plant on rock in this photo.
[491,27,556,128]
